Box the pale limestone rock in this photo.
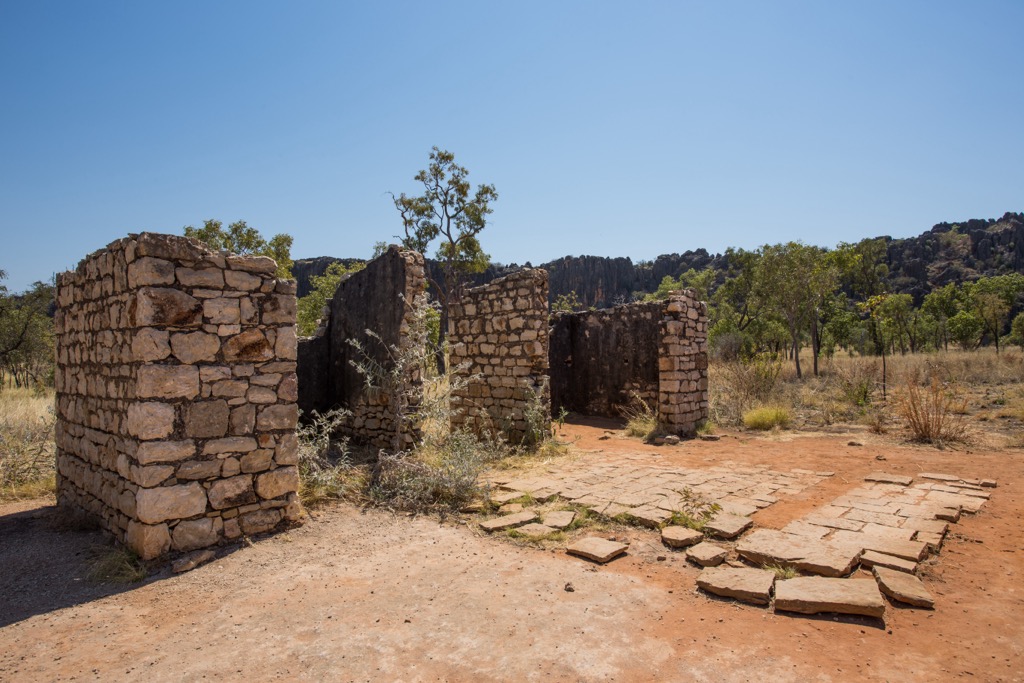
[170,331,220,364]
[135,483,208,524]
[208,474,256,509]
[184,400,230,438]
[126,402,175,440]
[137,364,199,399]
[135,440,195,465]
[133,287,202,327]
[255,467,299,499]
[275,326,297,361]
[126,521,171,560]
[172,549,216,573]
[171,517,218,551]
[274,432,298,466]
[131,328,171,362]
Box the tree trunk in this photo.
[792,338,802,379]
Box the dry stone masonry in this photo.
[549,289,708,435]
[448,269,550,445]
[297,246,426,449]
[54,233,301,560]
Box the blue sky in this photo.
[1,1,1022,292]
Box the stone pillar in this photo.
[657,289,709,435]
[448,269,550,445]
[54,233,301,560]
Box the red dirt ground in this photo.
[1,419,1021,682]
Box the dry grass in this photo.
[87,545,147,583]
[621,392,661,441]
[742,406,792,431]
[0,387,56,501]
[893,375,969,445]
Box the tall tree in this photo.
[390,147,498,311]
[0,273,55,387]
[965,274,1024,354]
[183,219,294,279]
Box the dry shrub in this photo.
[297,408,363,507]
[742,406,792,431]
[893,375,968,444]
[710,353,783,425]
[0,388,56,500]
[833,358,878,407]
[620,392,660,440]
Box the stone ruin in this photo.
[297,246,426,450]
[549,290,708,435]
[54,233,301,559]
[448,269,551,444]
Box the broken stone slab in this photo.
[774,577,886,619]
[500,503,525,514]
[716,501,759,517]
[697,566,775,606]
[566,537,628,564]
[543,510,576,530]
[919,472,961,483]
[980,479,997,488]
[171,549,216,574]
[479,511,538,532]
[780,521,829,539]
[829,530,929,562]
[625,506,673,529]
[489,490,526,504]
[705,513,753,540]
[661,525,704,549]
[915,531,944,551]
[514,523,557,538]
[736,529,859,578]
[859,550,918,573]
[873,566,934,608]
[686,542,729,567]
[864,472,913,486]
[699,434,721,441]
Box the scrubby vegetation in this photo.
[0,387,55,501]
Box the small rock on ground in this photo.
[566,537,628,564]
[686,542,729,567]
[774,577,886,619]
[704,513,753,540]
[858,550,918,574]
[542,510,576,530]
[514,523,556,538]
[697,566,775,605]
[873,566,935,608]
[480,511,538,532]
[661,525,703,549]
[172,549,216,574]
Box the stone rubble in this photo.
[567,537,629,564]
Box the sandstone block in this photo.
[131,328,171,361]
[255,466,298,499]
[566,537,628,564]
[176,267,224,288]
[859,550,917,573]
[480,511,538,532]
[686,541,729,567]
[172,549,216,573]
[223,329,273,361]
[137,364,199,399]
[135,483,208,524]
[203,437,258,455]
[774,577,886,619]
[697,566,775,605]
[184,400,230,438]
[126,521,171,560]
[873,566,934,608]
[227,254,277,274]
[241,450,273,473]
[171,516,219,551]
[135,439,195,465]
[230,404,256,435]
[257,404,298,431]
[705,512,753,540]
[127,257,175,288]
[275,432,298,465]
[736,529,859,577]
[204,298,241,325]
[542,510,576,530]
[126,402,175,440]
[131,464,175,487]
[864,472,913,486]
[176,459,222,480]
[208,475,256,509]
[224,270,262,291]
[262,294,296,324]
[170,331,220,364]
[133,287,202,327]
[661,525,704,549]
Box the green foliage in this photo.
[947,309,984,350]
[1008,312,1024,349]
[0,274,54,388]
[644,268,715,303]
[391,147,497,307]
[296,261,366,336]
[964,274,1024,353]
[183,219,294,279]
[552,291,583,312]
[742,406,792,430]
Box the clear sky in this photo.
[1,1,1022,292]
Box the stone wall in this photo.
[448,269,550,444]
[54,233,301,560]
[297,246,425,450]
[549,302,662,416]
[548,290,708,435]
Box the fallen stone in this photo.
[873,566,934,608]
[697,566,775,605]
[686,542,729,567]
[830,530,929,562]
[864,472,912,486]
[699,434,721,441]
[500,503,525,513]
[980,479,997,488]
[705,513,753,540]
[859,550,917,573]
[661,525,704,549]
[736,529,859,577]
[514,523,557,538]
[774,577,886,619]
[543,510,576,530]
[172,549,216,574]
[919,472,961,482]
[626,506,672,529]
[915,531,944,551]
[490,490,525,504]
[566,537,628,564]
[662,435,681,445]
[480,511,538,532]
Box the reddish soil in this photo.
[1,420,1022,682]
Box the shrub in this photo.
[621,392,660,440]
[0,388,56,500]
[742,406,792,430]
[296,408,360,507]
[893,376,968,444]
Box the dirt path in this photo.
[1,422,1022,682]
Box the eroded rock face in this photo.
[54,232,303,560]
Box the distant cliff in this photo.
[292,212,1023,306]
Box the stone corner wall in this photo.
[657,289,709,435]
[296,245,426,450]
[448,268,550,444]
[54,232,301,560]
